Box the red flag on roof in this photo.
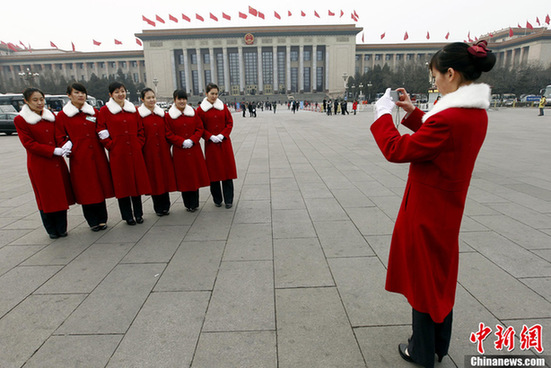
[196,14,204,21]
[509,28,514,37]
[403,31,409,41]
[546,14,550,25]
[7,43,18,52]
[136,38,143,46]
[354,10,359,19]
[274,11,281,19]
[526,21,533,30]
[361,33,364,42]
[314,11,320,18]
[445,32,449,40]
[155,15,165,24]
[71,42,75,51]
[249,6,258,16]
[467,31,473,42]
[210,13,218,21]
[93,40,101,46]
[239,12,247,19]
[169,14,178,23]
[142,15,155,26]
[328,10,335,16]
[489,32,494,38]
[288,10,292,16]
[426,31,430,40]
[115,39,122,45]
[536,17,540,26]
[50,41,58,48]
[351,13,358,22]
[517,23,522,28]
[301,11,306,17]
[222,12,231,20]
[340,10,343,17]
[182,14,190,22]
[259,12,265,19]
[19,41,27,49]
[380,32,385,39]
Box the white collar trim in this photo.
[138,104,164,118]
[63,101,95,117]
[19,104,55,124]
[200,97,224,112]
[168,104,195,119]
[423,83,491,122]
[106,98,136,114]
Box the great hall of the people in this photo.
[1,24,550,99]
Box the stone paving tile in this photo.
[271,190,306,210]
[20,231,97,266]
[486,202,551,229]
[303,196,349,221]
[238,184,271,201]
[107,291,209,368]
[314,220,374,258]
[24,335,122,368]
[519,277,551,303]
[0,294,84,368]
[154,240,225,292]
[274,238,334,288]
[346,207,395,236]
[0,245,44,276]
[224,223,273,261]
[276,287,366,368]
[331,187,376,208]
[56,263,165,334]
[272,209,317,239]
[232,199,271,224]
[121,225,187,264]
[203,260,275,332]
[192,331,277,368]
[184,210,234,241]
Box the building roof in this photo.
[0,50,144,64]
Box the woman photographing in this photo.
[371,41,496,367]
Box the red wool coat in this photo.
[15,106,75,213]
[96,100,151,198]
[196,98,237,182]
[371,99,488,323]
[165,105,210,192]
[138,105,177,195]
[55,102,115,204]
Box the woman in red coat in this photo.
[97,82,151,225]
[165,90,210,212]
[55,83,114,231]
[370,41,496,368]
[196,83,237,209]
[138,88,177,216]
[15,88,75,239]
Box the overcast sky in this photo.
[2,0,550,52]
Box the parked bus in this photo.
[541,85,551,106]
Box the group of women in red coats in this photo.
[15,82,237,238]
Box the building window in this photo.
[131,61,138,67]
[204,70,212,85]
[385,54,392,61]
[120,61,127,68]
[303,67,311,92]
[375,54,382,61]
[244,51,258,85]
[179,70,186,90]
[133,73,139,83]
[178,54,185,65]
[406,54,414,60]
[191,70,199,94]
[316,50,324,61]
[216,53,225,88]
[229,52,240,86]
[290,67,298,92]
[290,50,299,62]
[262,51,273,85]
[110,62,116,68]
[304,50,311,61]
[203,53,210,64]
[364,66,370,73]
[316,66,324,91]
[417,54,424,60]
[364,54,371,61]
[355,54,361,61]
[191,53,197,65]
[277,50,286,86]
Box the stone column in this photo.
[312,46,317,92]
[272,46,278,94]
[222,47,230,92]
[183,49,191,94]
[209,47,216,85]
[196,48,204,94]
[286,45,291,93]
[299,45,304,92]
[257,46,263,94]
[238,46,245,94]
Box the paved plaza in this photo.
[0,106,550,367]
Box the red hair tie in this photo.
[468,40,489,58]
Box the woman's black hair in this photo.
[108,81,126,94]
[429,42,496,81]
[66,82,87,96]
[140,87,155,99]
[173,89,188,100]
[205,83,219,93]
[23,87,44,101]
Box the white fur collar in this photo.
[200,97,224,112]
[106,98,136,114]
[423,83,491,122]
[138,104,165,118]
[63,101,95,117]
[19,104,55,125]
[168,104,195,119]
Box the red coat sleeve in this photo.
[370,112,451,164]
[14,116,56,158]
[96,107,113,150]
[164,115,185,147]
[400,107,425,132]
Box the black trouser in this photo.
[151,192,171,214]
[539,108,544,115]
[39,210,67,236]
[181,190,199,209]
[82,201,108,227]
[408,308,453,368]
[117,196,143,221]
[210,180,234,205]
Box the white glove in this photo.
[98,129,110,140]
[210,135,221,143]
[374,88,396,120]
[53,148,64,156]
[217,134,224,141]
[183,139,193,149]
[62,140,73,151]
[62,148,71,157]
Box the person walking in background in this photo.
[352,100,358,115]
[165,90,210,212]
[55,83,113,232]
[197,83,237,209]
[97,81,151,225]
[138,88,177,216]
[272,101,277,113]
[538,95,546,116]
[15,87,75,238]
[370,40,496,368]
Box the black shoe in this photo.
[136,217,144,224]
[162,210,170,216]
[214,203,222,207]
[156,212,164,216]
[98,224,108,231]
[398,344,414,363]
[91,225,102,232]
[225,203,233,209]
[126,219,136,226]
[186,207,196,212]
[59,232,68,237]
[49,233,59,239]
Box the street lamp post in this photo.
[153,78,159,94]
[18,68,40,87]
[342,72,348,98]
[367,81,373,102]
